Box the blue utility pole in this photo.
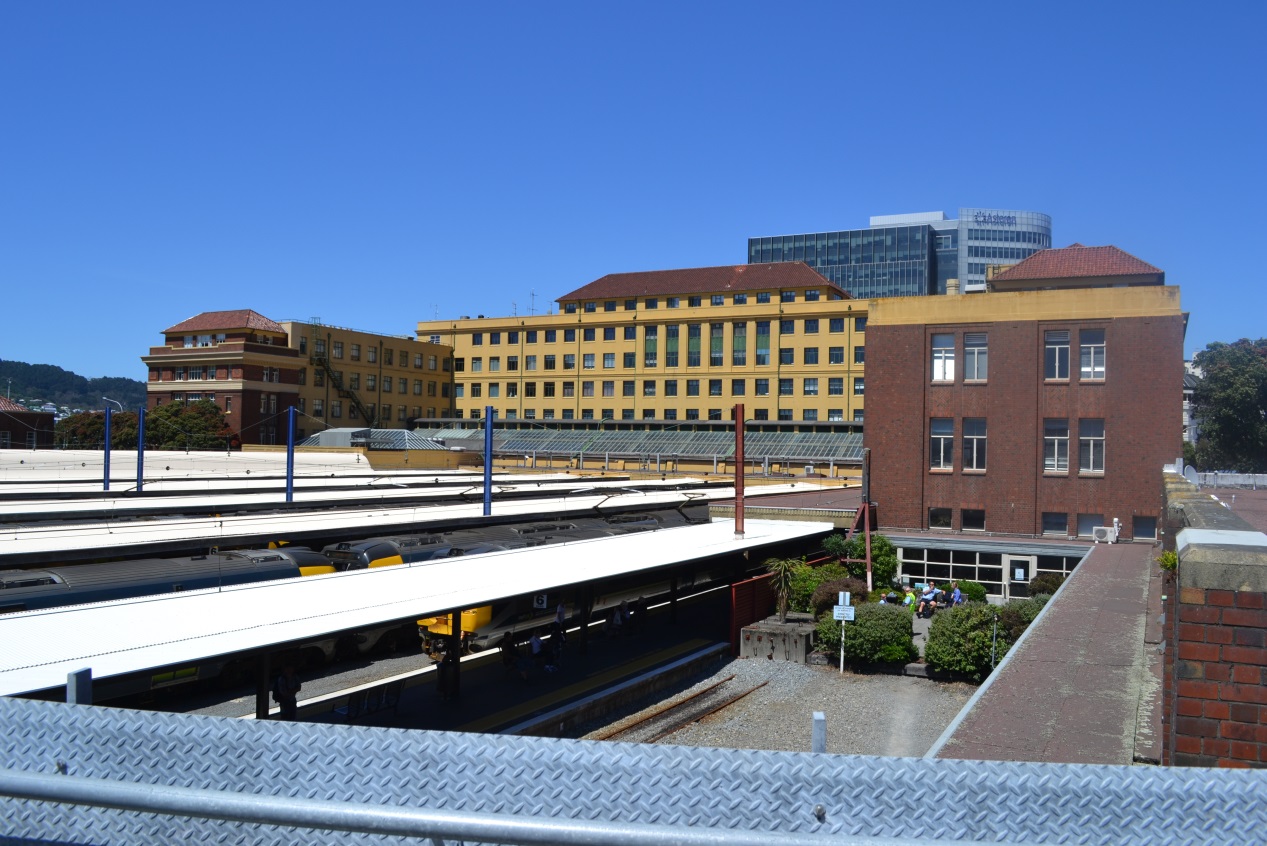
[483,406,493,516]
[286,406,295,503]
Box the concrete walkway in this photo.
[932,540,1162,765]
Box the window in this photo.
[582,381,594,397]
[963,418,987,470]
[489,357,501,372]
[645,298,658,309]
[779,348,794,365]
[731,323,746,366]
[711,294,724,306]
[644,409,657,420]
[603,352,615,369]
[778,409,793,421]
[621,409,635,420]
[490,333,500,346]
[828,377,844,396]
[667,297,679,308]
[506,334,517,346]
[780,319,795,335]
[854,346,865,364]
[525,382,537,397]
[731,379,745,396]
[929,507,952,529]
[778,378,793,396]
[1042,512,1069,535]
[603,327,616,341]
[526,355,537,371]
[733,293,747,305]
[853,409,864,422]
[964,333,987,380]
[708,379,722,396]
[488,384,500,398]
[1045,330,1070,380]
[664,379,678,396]
[803,409,818,421]
[350,343,361,361]
[753,408,769,420]
[829,347,844,365]
[709,323,723,366]
[564,329,576,343]
[688,296,702,307]
[583,354,595,370]
[755,378,769,396]
[962,510,986,531]
[624,326,636,340]
[644,326,658,367]
[546,330,557,343]
[526,331,538,343]
[599,381,614,397]
[470,384,482,398]
[1080,329,1105,380]
[855,317,867,332]
[331,400,343,418]
[666,325,679,367]
[332,341,344,359]
[755,321,770,365]
[804,319,819,334]
[604,302,616,313]
[931,333,955,381]
[508,356,519,371]
[687,324,701,367]
[564,303,577,314]
[805,289,820,302]
[583,328,595,342]
[584,302,596,313]
[544,382,556,397]
[623,381,635,397]
[643,380,656,396]
[1077,514,1104,538]
[313,399,324,417]
[803,378,818,396]
[563,354,576,370]
[413,379,423,395]
[663,409,677,420]
[804,347,819,365]
[544,354,556,370]
[781,291,796,303]
[382,377,393,393]
[708,408,723,421]
[853,378,864,395]
[686,379,700,397]
[1044,419,1069,472]
[1079,419,1105,473]
[829,317,844,333]
[562,381,575,397]
[623,352,636,368]
[930,418,954,469]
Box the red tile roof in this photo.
[559,263,846,301]
[990,244,1163,283]
[0,396,38,414]
[162,310,286,335]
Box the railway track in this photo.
[593,674,767,744]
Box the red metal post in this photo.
[734,404,745,538]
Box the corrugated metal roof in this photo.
[0,518,829,695]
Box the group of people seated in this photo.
[878,580,965,618]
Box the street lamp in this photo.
[102,397,124,412]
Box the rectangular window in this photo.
[546,330,556,343]
[778,409,793,421]
[778,378,793,396]
[563,354,576,370]
[803,409,818,421]
[804,319,819,334]
[544,382,556,397]
[667,297,679,308]
[582,381,594,397]
[544,355,556,370]
[490,332,501,346]
[625,300,637,311]
[644,326,658,367]
[805,289,820,302]
[1080,329,1105,380]
[708,379,722,396]
[827,409,843,422]
[664,379,678,396]
[964,333,987,381]
[853,377,864,395]
[583,353,595,369]
[962,509,986,531]
[829,317,844,333]
[603,352,615,368]
[804,347,819,365]
[688,296,702,307]
[781,291,796,303]
[623,352,636,368]
[732,323,746,366]
[525,355,537,371]
[686,379,700,397]
[803,377,818,396]
[505,383,517,399]
[779,348,794,365]
[687,324,701,367]
[855,317,867,332]
[755,321,770,366]
[332,341,344,359]
[1044,419,1070,472]
[604,302,616,313]
[709,323,723,366]
[732,379,745,396]
[602,380,614,397]
[525,382,537,397]
[753,408,768,420]
[666,324,679,367]
[711,294,724,306]
[1042,512,1068,535]
[527,330,538,343]
[604,327,616,342]
[643,380,656,396]
[470,384,482,398]
[828,377,844,395]
[963,418,987,470]
[755,378,769,396]
[645,298,658,309]
[489,357,501,372]
[488,384,500,398]
[584,302,596,313]
[829,346,844,365]
[733,293,747,305]
[930,418,954,470]
[508,356,519,371]
[780,319,795,335]
[853,346,865,364]
[583,328,595,342]
[562,381,575,397]
[564,329,576,343]
[350,344,361,361]
[1079,419,1105,473]
[931,333,955,381]
[708,409,723,421]
[623,381,635,397]
[1045,330,1070,380]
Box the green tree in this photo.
[55,411,140,449]
[764,556,801,623]
[145,400,233,450]
[1191,339,1267,473]
[822,532,899,588]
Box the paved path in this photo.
[932,541,1161,765]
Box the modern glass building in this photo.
[748,208,1052,298]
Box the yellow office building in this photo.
[416,263,866,424]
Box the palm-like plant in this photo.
[765,556,801,623]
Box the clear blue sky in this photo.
[2,2,1262,380]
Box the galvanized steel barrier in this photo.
[1,694,1263,845]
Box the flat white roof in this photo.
[0,518,828,695]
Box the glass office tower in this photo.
[748,208,1051,298]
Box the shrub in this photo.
[815,603,918,665]
[810,578,871,616]
[821,532,899,589]
[1156,550,1178,572]
[924,604,1010,681]
[1028,572,1066,596]
[788,561,849,612]
[764,556,801,622]
[958,580,988,603]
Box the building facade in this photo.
[0,396,55,450]
[748,208,1052,297]
[143,311,453,445]
[867,245,1184,548]
[416,263,869,425]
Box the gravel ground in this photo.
[582,658,976,757]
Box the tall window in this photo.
[1079,419,1105,473]
[1045,330,1070,380]
[644,326,658,367]
[755,321,770,365]
[963,418,987,470]
[1044,419,1069,472]
[829,346,844,365]
[602,381,614,397]
[732,323,746,366]
[931,334,955,381]
[563,354,575,370]
[687,324,701,367]
[603,353,615,369]
[583,353,595,369]
[964,333,988,381]
[709,323,724,366]
[1080,329,1106,380]
[666,325,679,367]
[930,419,954,470]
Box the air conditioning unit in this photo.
[1092,525,1118,543]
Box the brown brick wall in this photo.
[869,312,1183,537]
[1168,587,1267,768]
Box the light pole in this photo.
[102,397,124,412]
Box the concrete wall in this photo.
[1163,475,1267,767]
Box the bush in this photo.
[925,596,1051,681]
[1028,572,1066,596]
[1156,550,1178,572]
[815,603,918,665]
[788,561,849,612]
[958,580,988,603]
[810,578,871,616]
[821,532,899,589]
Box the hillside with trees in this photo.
[0,360,146,413]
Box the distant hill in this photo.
[0,360,146,413]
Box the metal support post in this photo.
[812,711,826,753]
[67,668,92,705]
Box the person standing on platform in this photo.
[273,665,301,721]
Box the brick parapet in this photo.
[1163,473,1267,767]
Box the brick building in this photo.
[0,396,55,450]
[868,244,1185,545]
